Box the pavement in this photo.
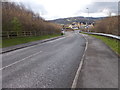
[76,34,118,88]
[2,31,86,88]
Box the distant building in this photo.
[69,22,79,29]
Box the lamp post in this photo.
[86,8,89,32]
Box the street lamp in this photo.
[86,8,89,32]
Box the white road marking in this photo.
[0,51,42,70]
[42,37,66,44]
[71,33,88,88]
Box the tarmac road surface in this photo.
[2,31,86,88]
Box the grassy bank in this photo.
[2,34,61,48]
[86,34,120,55]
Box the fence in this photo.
[84,32,120,40]
[1,31,60,39]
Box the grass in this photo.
[85,33,120,55]
[2,34,61,48]
[0,39,1,48]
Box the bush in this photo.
[11,17,22,31]
[2,2,61,36]
[91,16,119,36]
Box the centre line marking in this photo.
[0,51,42,70]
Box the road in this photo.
[2,31,86,88]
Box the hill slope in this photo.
[49,16,105,25]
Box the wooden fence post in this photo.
[24,31,26,36]
[30,31,33,36]
[7,31,9,38]
[35,31,36,36]
[17,32,19,37]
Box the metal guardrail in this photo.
[84,32,120,40]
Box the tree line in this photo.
[2,2,61,38]
[90,16,119,36]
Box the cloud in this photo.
[87,2,118,13]
[75,2,118,17]
[31,4,48,15]
[10,0,48,16]
[10,0,119,20]
[11,0,93,20]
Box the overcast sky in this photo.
[10,0,119,20]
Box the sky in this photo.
[9,0,119,20]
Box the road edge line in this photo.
[71,33,88,89]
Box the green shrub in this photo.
[11,17,22,31]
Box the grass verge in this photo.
[84,33,120,55]
[2,34,61,48]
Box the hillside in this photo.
[49,16,105,25]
